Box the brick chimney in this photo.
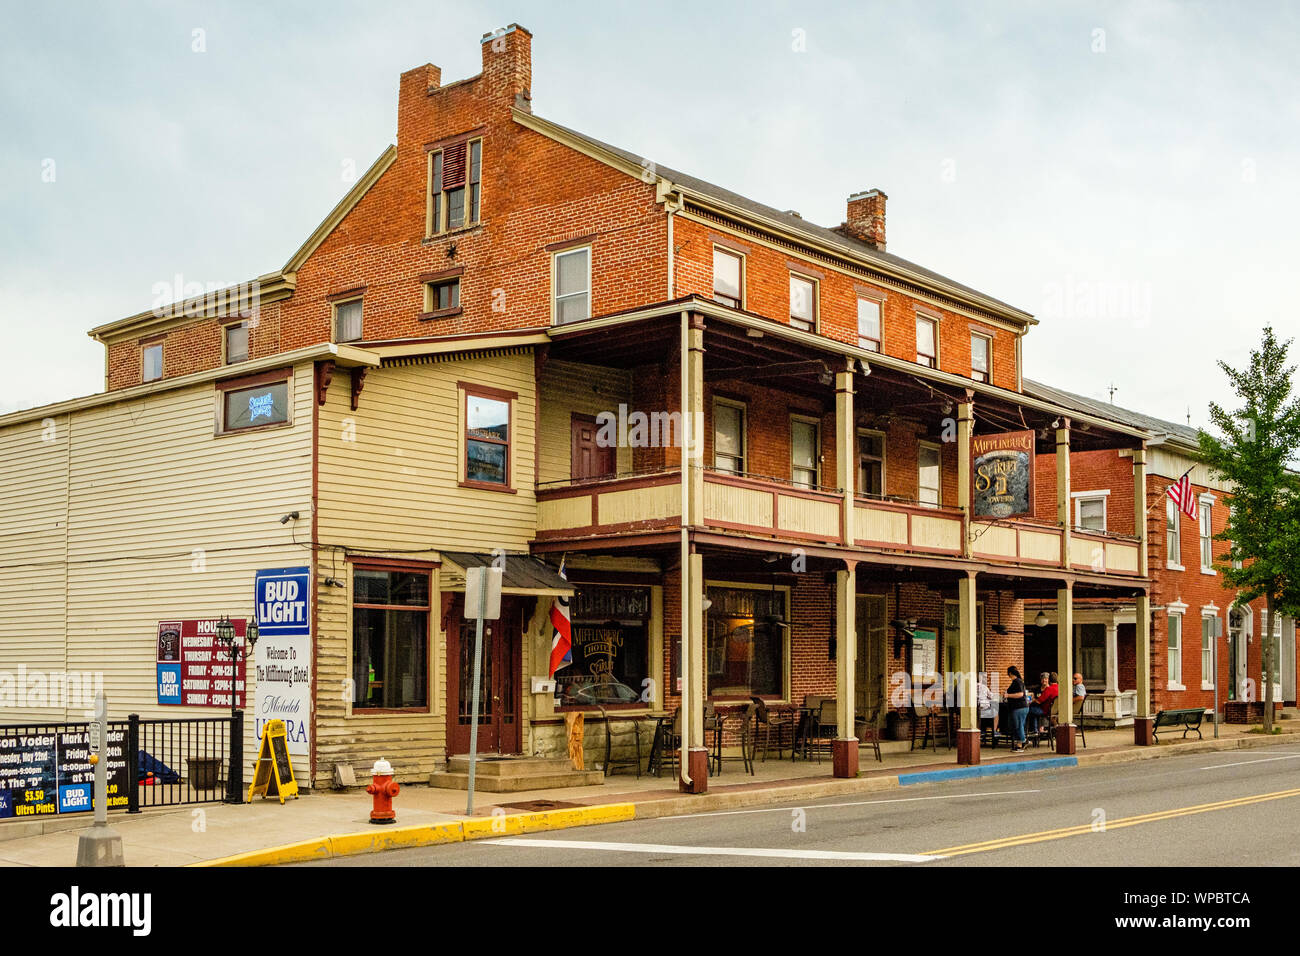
[481,23,532,111]
[841,189,888,250]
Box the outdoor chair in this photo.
[651,707,682,778]
[856,706,883,763]
[597,705,642,777]
[1029,695,1056,749]
[703,701,725,775]
[751,696,795,761]
[1072,696,1087,748]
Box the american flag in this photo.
[547,557,572,677]
[1167,472,1198,519]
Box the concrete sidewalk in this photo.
[4,720,1294,866]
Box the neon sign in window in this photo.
[223,380,289,432]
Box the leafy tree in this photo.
[1199,327,1300,731]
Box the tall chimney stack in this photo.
[841,189,888,251]
[481,23,532,111]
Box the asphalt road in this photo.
[301,744,1300,867]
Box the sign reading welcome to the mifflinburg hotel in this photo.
[254,567,311,757]
[156,619,247,707]
[0,726,128,818]
[972,429,1036,519]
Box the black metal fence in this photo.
[0,711,242,819]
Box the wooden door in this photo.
[855,595,887,720]
[448,596,523,755]
[571,413,614,480]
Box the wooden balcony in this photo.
[534,469,1143,578]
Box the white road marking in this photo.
[1199,753,1300,770]
[485,837,943,863]
[656,788,1041,820]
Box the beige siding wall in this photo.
[537,359,633,486]
[0,367,315,772]
[314,349,539,780]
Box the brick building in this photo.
[4,24,1263,794]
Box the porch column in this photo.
[1055,582,1076,754]
[837,362,854,547]
[1134,592,1153,744]
[833,560,858,778]
[956,571,980,764]
[679,310,708,792]
[957,400,974,559]
[1102,617,1121,721]
[1133,445,1154,745]
[1057,417,1072,568]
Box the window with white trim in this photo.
[790,416,820,489]
[918,441,942,506]
[713,247,743,309]
[1200,499,1214,571]
[1201,612,1216,688]
[553,247,591,325]
[857,296,882,351]
[1167,611,1183,688]
[1073,492,1108,532]
[789,274,816,331]
[970,332,991,383]
[1166,497,1181,568]
[713,399,746,474]
[916,315,938,368]
[142,343,163,382]
[334,298,363,343]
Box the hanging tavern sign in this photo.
[971,430,1035,519]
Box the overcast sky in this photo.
[2,0,1297,426]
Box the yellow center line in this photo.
[923,787,1300,858]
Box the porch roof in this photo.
[439,551,574,597]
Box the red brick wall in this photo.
[1032,447,1137,534]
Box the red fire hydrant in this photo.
[366,758,399,825]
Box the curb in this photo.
[192,729,1300,866]
[192,803,635,867]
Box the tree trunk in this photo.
[1263,593,1275,733]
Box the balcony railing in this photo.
[535,468,1143,576]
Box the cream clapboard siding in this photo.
[0,367,314,775]
[537,359,632,485]
[0,415,70,721]
[314,349,539,779]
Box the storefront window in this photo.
[557,586,651,705]
[352,567,430,709]
[706,586,786,698]
[1077,623,1105,685]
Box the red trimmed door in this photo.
[571,413,614,480]
[448,595,523,755]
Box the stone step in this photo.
[428,768,605,792]
[444,755,578,777]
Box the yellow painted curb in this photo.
[193,803,635,866]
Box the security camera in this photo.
[279,511,300,525]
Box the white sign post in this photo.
[75,692,124,866]
[464,566,503,816]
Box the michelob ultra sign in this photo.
[971,429,1035,519]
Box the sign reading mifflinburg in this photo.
[972,430,1035,519]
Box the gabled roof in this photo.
[515,110,1035,327]
[1023,378,1201,449]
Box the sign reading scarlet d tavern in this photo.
[972,429,1035,519]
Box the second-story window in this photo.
[334,298,363,343]
[1166,497,1182,567]
[1075,493,1107,531]
[142,343,163,382]
[428,138,482,235]
[789,274,816,331]
[553,247,591,325]
[713,399,746,474]
[918,441,941,505]
[1200,501,1214,571]
[225,322,249,365]
[916,315,938,368]
[971,332,991,383]
[790,416,820,488]
[713,247,743,309]
[857,296,882,351]
[858,430,885,496]
[464,389,511,487]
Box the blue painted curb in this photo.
[898,756,1078,786]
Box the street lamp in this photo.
[214,614,258,717]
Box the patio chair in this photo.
[812,698,838,763]
[1029,695,1056,749]
[597,705,642,777]
[856,705,883,763]
[703,701,725,775]
[797,694,829,759]
[1071,696,1087,748]
[751,696,795,761]
[716,702,757,776]
[650,707,682,777]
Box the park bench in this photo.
[1152,707,1206,742]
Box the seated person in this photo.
[1028,672,1058,734]
[1073,673,1087,699]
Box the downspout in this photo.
[659,180,684,299]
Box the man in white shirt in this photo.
[1073,673,1087,698]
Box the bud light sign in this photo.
[255,567,310,637]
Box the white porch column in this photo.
[1102,617,1121,721]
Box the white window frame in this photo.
[1166,497,1183,570]
[918,441,942,507]
[1167,605,1185,690]
[223,321,249,365]
[790,414,821,489]
[552,246,592,325]
[1199,494,1217,574]
[970,331,992,383]
[788,273,818,332]
[916,314,939,368]
[712,246,744,309]
[1071,490,1110,532]
[856,295,882,351]
[333,297,364,343]
[713,398,747,474]
[142,342,163,382]
[1200,605,1220,691]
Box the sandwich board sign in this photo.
[248,718,299,804]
